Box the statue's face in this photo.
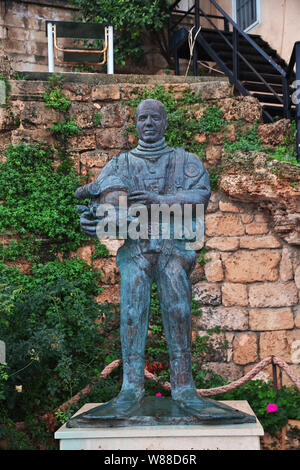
[136,101,167,143]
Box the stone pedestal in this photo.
[55,401,264,450]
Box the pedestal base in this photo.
[55,401,264,450]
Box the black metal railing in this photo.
[168,0,300,162]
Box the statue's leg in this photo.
[156,249,252,421]
[156,248,201,402]
[118,257,152,402]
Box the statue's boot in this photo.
[170,352,255,424]
[66,389,144,427]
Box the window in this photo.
[233,0,261,32]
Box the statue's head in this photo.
[136,99,168,143]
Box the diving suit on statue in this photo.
[67,99,256,426]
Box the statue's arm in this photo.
[162,155,211,210]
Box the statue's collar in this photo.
[130,138,172,159]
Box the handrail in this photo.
[208,0,286,77]
[286,41,300,81]
[168,0,299,162]
[197,6,284,105]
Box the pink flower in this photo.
[267,403,278,413]
[156,392,162,397]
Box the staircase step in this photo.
[239,72,284,84]
[262,104,295,119]
[252,92,284,104]
[241,81,284,93]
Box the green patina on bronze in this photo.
[68,99,256,428]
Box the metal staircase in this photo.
[168,0,300,161]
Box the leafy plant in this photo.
[0,258,104,423]
[127,85,226,159]
[217,380,300,435]
[92,240,110,259]
[0,142,87,254]
[49,118,81,139]
[43,74,71,113]
[69,0,172,67]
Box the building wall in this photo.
[0,0,78,72]
[211,0,300,63]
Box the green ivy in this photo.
[91,240,110,259]
[127,85,225,159]
[49,117,81,139]
[0,142,87,255]
[42,74,71,113]
[69,0,172,67]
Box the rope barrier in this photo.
[56,355,300,414]
[14,355,298,432]
[145,356,300,396]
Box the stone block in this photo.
[198,306,249,331]
[295,265,300,289]
[260,330,300,363]
[0,80,6,105]
[19,101,61,128]
[69,132,96,152]
[192,281,221,306]
[219,201,240,213]
[204,252,224,282]
[190,81,232,100]
[224,250,281,283]
[202,362,243,383]
[98,103,125,128]
[63,83,91,102]
[233,333,258,365]
[245,223,269,235]
[249,308,294,331]
[205,213,244,237]
[258,119,291,146]
[10,80,47,100]
[91,85,121,101]
[295,306,300,328]
[205,144,222,164]
[197,331,227,362]
[222,283,248,306]
[239,235,281,250]
[95,127,128,149]
[69,102,100,129]
[206,236,239,251]
[249,282,298,307]
[279,247,294,282]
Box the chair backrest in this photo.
[46,20,109,65]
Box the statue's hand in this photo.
[79,209,99,238]
[128,191,162,207]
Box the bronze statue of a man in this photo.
[68,99,255,426]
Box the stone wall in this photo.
[0,0,77,73]
[1,74,299,386]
